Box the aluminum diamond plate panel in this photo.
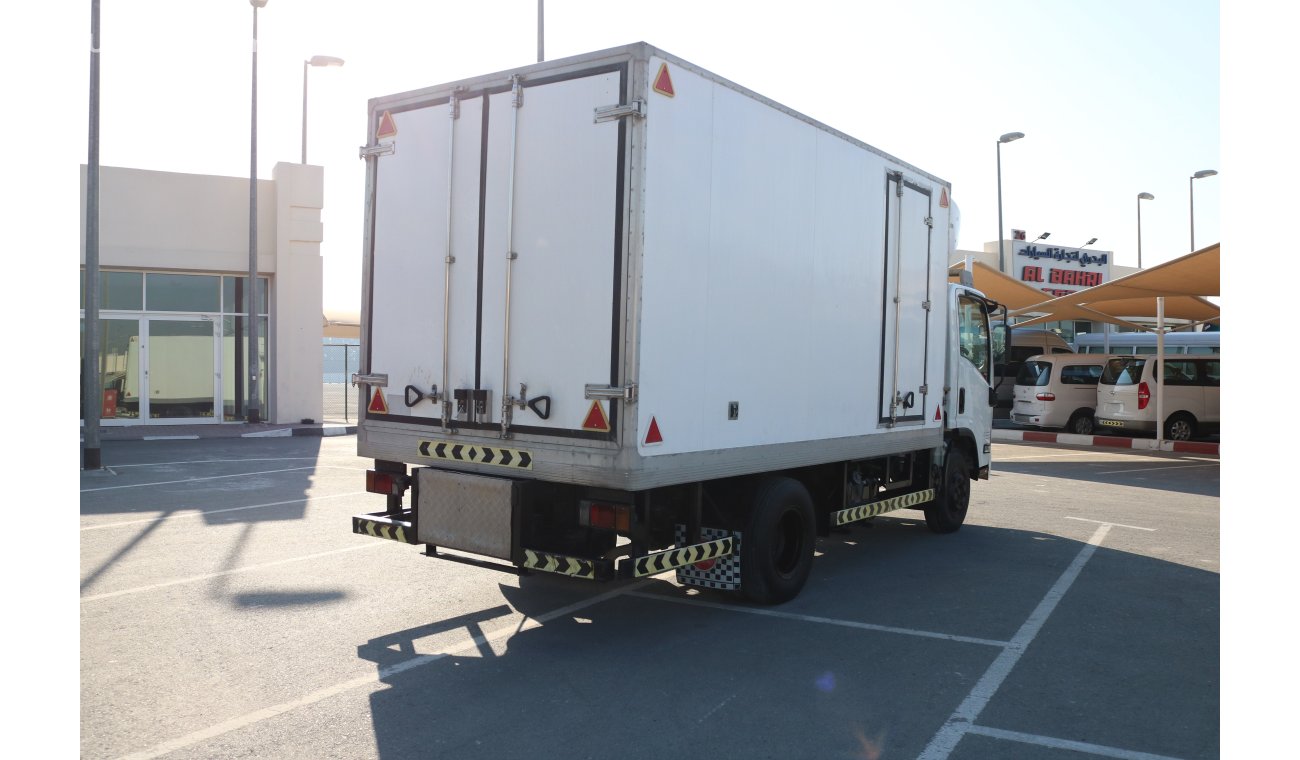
[416,469,518,560]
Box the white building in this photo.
[80,163,325,426]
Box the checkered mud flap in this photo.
[674,525,742,591]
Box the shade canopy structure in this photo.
[1009,243,1220,316]
[323,309,360,339]
[952,243,1221,330]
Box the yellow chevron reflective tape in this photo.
[522,549,596,579]
[633,536,735,577]
[833,488,936,526]
[354,516,410,544]
[417,440,534,470]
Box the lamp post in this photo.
[83,0,102,469]
[1079,237,1098,249]
[1189,169,1217,252]
[247,0,267,424]
[1034,232,1050,243]
[1137,192,1154,268]
[301,55,344,164]
[996,131,1025,273]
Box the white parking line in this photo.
[1095,462,1219,475]
[81,466,318,493]
[113,579,656,760]
[628,591,1009,648]
[81,543,387,603]
[80,492,370,532]
[996,451,1104,461]
[964,725,1187,760]
[918,523,1111,759]
[107,457,326,469]
[1064,516,1156,532]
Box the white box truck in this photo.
[351,43,1002,603]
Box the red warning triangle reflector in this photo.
[644,417,663,445]
[934,405,943,421]
[376,110,397,139]
[582,400,611,432]
[939,187,949,208]
[652,63,675,97]
[368,387,390,414]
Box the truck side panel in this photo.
[637,57,947,457]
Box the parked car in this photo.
[994,328,1074,408]
[1095,355,1220,440]
[1011,353,1110,434]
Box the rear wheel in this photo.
[1067,411,1095,435]
[1165,413,1197,441]
[740,477,816,605]
[925,444,971,534]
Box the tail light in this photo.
[366,470,409,496]
[1138,382,1151,410]
[1035,392,1056,401]
[579,501,632,532]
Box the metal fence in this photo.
[322,343,361,424]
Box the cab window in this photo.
[958,295,991,382]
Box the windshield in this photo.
[1016,360,1051,386]
[1101,357,1146,386]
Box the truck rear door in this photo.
[365,64,628,442]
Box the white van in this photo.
[1095,355,1221,440]
[995,329,1074,408]
[1011,353,1111,434]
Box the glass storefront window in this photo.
[81,270,144,310]
[147,273,220,312]
[223,276,269,315]
[222,316,268,421]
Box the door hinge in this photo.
[351,373,389,387]
[920,384,929,395]
[511,75,524,108]
[359,143,395,159]
[924,216,934,228]
[585,383,638,403]
[594,100,645,123]
[922,300,932,311]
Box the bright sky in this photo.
[34,0,1219,314]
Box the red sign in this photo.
[581,401,610,432]
[368,387,389,414]
[652,63,675,97]
[102,389,118,418]
[376,111,397,139]
[644,417,663,445]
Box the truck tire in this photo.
[925,445,970,534]
[740,477,816,605]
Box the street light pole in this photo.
[247,0,267,424]
[1189,169,1217,252]
[996,131,1024,273]
[1137,192,1154,268]
[301,55,344,164]
[537,0,544,62]
[83,0,102,469]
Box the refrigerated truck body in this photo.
[351,43,997,603]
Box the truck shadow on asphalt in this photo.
[81,437,348,610]
[354,518,1219,760]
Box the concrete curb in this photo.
[992,428,1219,456]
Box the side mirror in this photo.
[992,323,1010,364]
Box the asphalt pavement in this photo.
[77,435,1220,760]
